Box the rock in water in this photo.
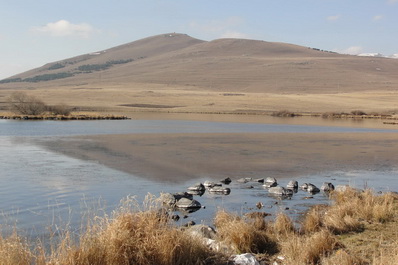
[220,177,232,184]
[307,183,320,193]
[268,186,293,196]
[175,198,202,209]
[187,183,205,191]
[321,182,335,191]
[208,186,231,195]
[287,180,298,189]
[263,177,278,188]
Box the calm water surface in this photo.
[0,119,397,238]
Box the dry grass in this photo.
[280,229,341,265]
[214,210,277,254]
[301,188,396,235]
[272,212,296,239]
[0,196,222,265]
[320,249,366,265]
[0,231,36,265]
[0,190,396,265]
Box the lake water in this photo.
[0,118,397,239]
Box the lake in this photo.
[1,117,397,239]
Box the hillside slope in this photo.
[1,33,398,115]
[2,33,398,94]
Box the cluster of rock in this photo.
[159,177,232,220]
[158,177,338,265]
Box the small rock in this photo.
[183,221,196,227]
[208,187,231,195]
[220,177,232,184]
[187,183,205,191]
[254,178,265,183]
[171,214,180,221]
[256,202,263,209]
[232,253,260,265]
[236,177,252,183]
[204,180,222,188]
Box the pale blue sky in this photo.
[1,0,397,79]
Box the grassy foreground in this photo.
[1,189,397,265]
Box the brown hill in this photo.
[1,33,398,114]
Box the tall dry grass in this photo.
[214,210,277,254]
[280,229,341,265]
[302,188,396,234]
[0,231,35,265]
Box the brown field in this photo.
[1,33,398,116]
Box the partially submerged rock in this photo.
[220,177,232,184]
[287,180,298,189]
[208,186,231,195]
[204,180,222,188]
[175,197,202,209]
[236,177,252,183]
[300,183,309,190]
[307,183,320,193]
[268,186,293,196]
[263,177,278,188]
[187,183,205,191]
[321,182,335,191]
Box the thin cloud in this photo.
[336,46,364,55]
[189,16,250,39]
[373,15,383,21]
[31,20,96,38]
[388,0,398,4]
[327,15,341,21]
[220,31,250,39]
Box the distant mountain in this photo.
[1,33,398,94]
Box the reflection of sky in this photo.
[1,119,397,137]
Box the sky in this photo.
[1,0,397,79]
